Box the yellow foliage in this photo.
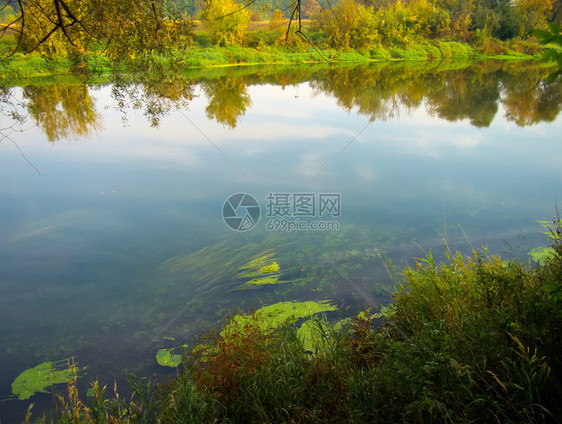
[269,9,286,32]
[514,0,554,34]
[202,0,251,46]
[10,0,194,60]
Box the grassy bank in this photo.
[22,218,562,423]
[0,38,538,81]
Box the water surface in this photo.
[1,61,561,422]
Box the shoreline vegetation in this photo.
[1,0,556,83]
[0,39,542,82]
[20,218,562,423]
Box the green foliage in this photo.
[532,22,562,83]
[530,219,562,263]
[268,8,286,32]
[469,1,519,40]
[8,0,194,63]
[0,4,16,23]
[157,225,561,423]
[314,0,452,50]
[203,74,251,127]
[1,0,556,79]
[28,374,159,423]
[236,251,284,286]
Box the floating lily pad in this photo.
[156,348,182,367]
[195,300,339,359]
[12,361,80,400]
[297,319,323,352]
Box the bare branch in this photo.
[286,0,298,42]
[54,0,76,46]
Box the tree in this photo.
[0,4,17,23]
[513,0,554,35]
[202,0,251,46]
[550,0,562,24]
[317,0,378,50]
[356,0,394,11]
[425,66,500,128]
[1,0,193,60]
[434,0,475,38]
[501,67,562,125]
[302,0,322,17]
[268,8,286,31]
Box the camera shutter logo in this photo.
[222,193,260,231]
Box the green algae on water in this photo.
[529,219,561,263]
[298,317,352,352]
[193,300,339,359]
[156,348,182,367]
[223,300,338,337]
[12,360,81,400]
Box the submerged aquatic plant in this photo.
[236,251,286,287]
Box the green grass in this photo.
[22,217,562,423]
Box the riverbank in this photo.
[0,39,538,82]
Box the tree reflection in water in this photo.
[1,60,561,143]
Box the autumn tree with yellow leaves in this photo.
[1,0,193,60]
[202,0,251,46]
[514,0,555,35]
